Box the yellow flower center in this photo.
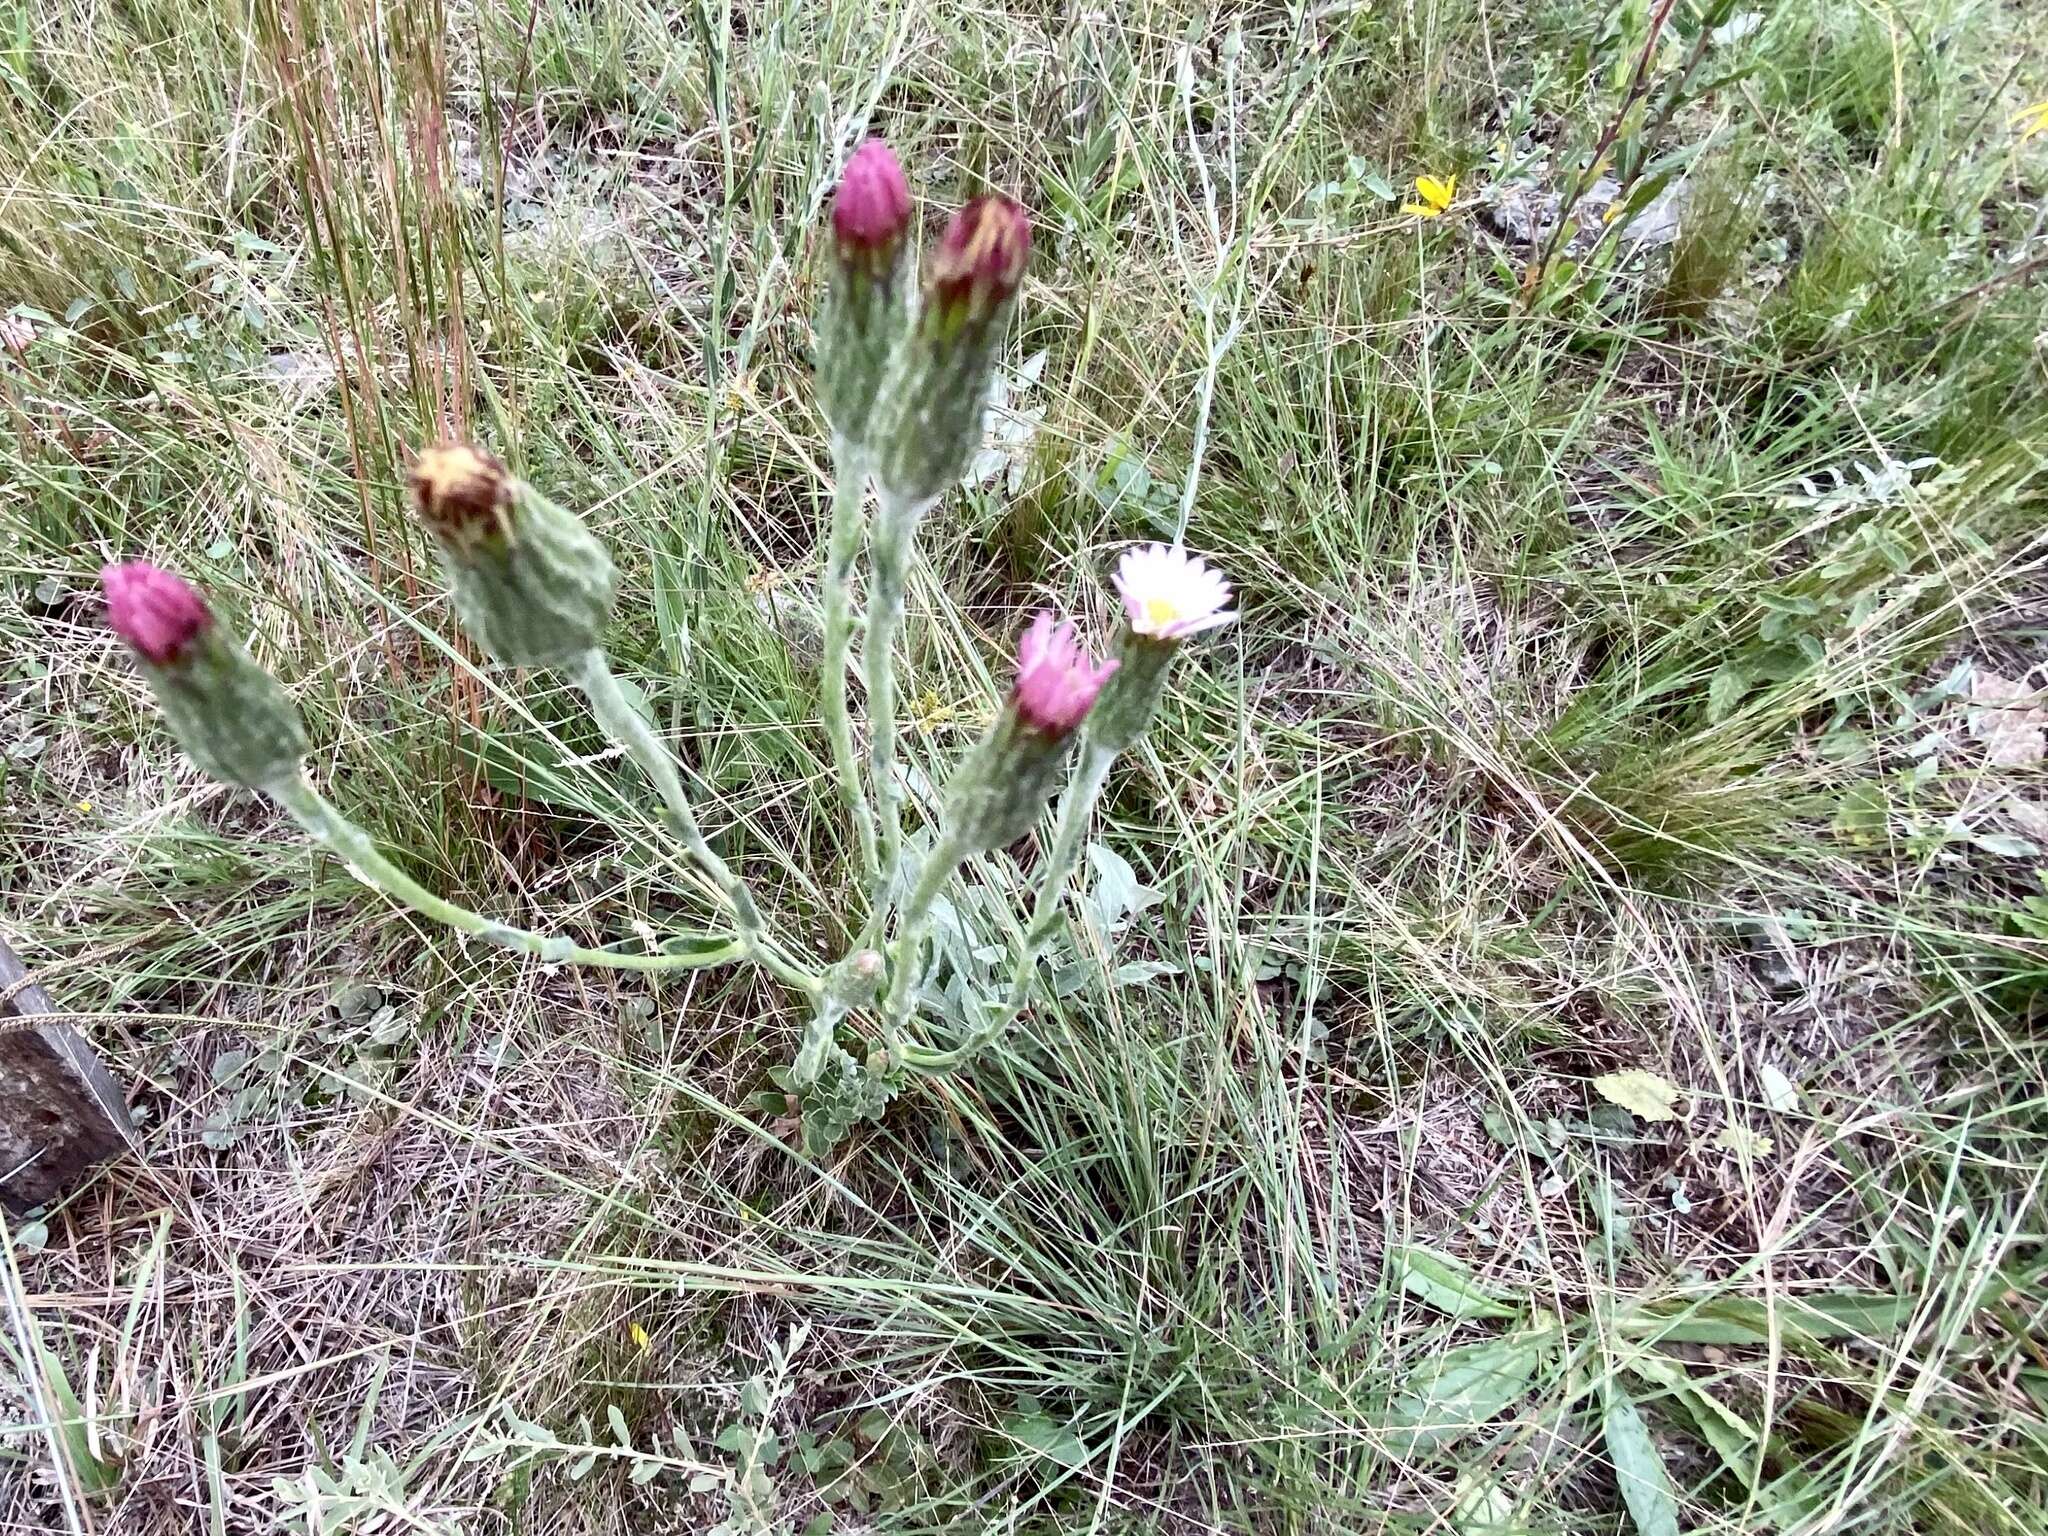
[1142,596,1182,628]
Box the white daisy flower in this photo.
[1113,544,1234,641]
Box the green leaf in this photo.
[1392,1245,1521,1321]
[1085,845,1162,935]
[1619,1290,1917,1346]
[1109,959,1182,988]
[1381,1320,1556,1458]
[1002,1409,1089,1470]
[1968,831,2040,859]
[1758,1063,1800,1114]
[1706,661,1750,723]
[1604,1385,1681,1536]
[464,726,620,820]
[38,1347,121,1494]
[1832,781,1887,842]
[1619,1349,1758,1480]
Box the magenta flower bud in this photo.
[818,140,915,453]
[831,140,912,260]
[873,194,1033,502]
[101,561,213,664]
[1013,612,1118,738]
[942,609,1113,852]
[98,561,307,788]
[928,195,1031,324]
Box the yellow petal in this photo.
[1415,175,1456,208]
[1400,201,1442,218]
[629,1322,652,1354]
[2016,100,2048,141]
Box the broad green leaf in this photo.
[1450,1467,1518,1533]
[1381,1320,1556,1458]
[1392,1245,1521,1321]
[1085,845,1162,935]
[1706,661,1750,723]
[1604,1385,1681,1536]
[1619,1290,1917,1346]
[1002,1409,1089,1470]
[1594,1069,1682,1123]
[1619,1349,1758,1480]
[38,1347,121,1493]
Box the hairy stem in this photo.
[900,740,1116,1073]
[863,488,935,915]
[820,442,879,888]
[877,827,970,1061]
[575,651,817,995]
[268,770,747,973]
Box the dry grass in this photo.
[6,0,2048,1532]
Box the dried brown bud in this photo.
[411,444,511,544]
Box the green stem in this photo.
[863,488,935,915]
[575,651,817,995]
[268,770,747,973]
[900,740,1117,1073]
[820,441,878,888]
[877,827,970,1061]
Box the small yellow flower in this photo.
[913,688,953,731]
[629,1321,652,1355]
[76,799,92,813]
[1401,174,1458,219]
[2016,100,2048,143]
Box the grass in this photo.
[3,0,2047,1530]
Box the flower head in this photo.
[1401,173,1457,219]
[831,140,913,256]
[1013,612,1118,737]
[411,443,512,546]
[101,561,213,664]
[1113,544,1234,642]
[98,559,307,787]
[928,195,1031,322]
[408,441,618,667]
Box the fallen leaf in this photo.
[1713,1123,1774,1158]
[1967,670,2047,767]
[2006,799,2048,844]
[1594,1069,1683,1123]
[1758,1063,1800,1114]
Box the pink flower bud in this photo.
[1013,612,1118,738]
[929,195,1030,319]
[100,561,213,664]
[831,140,912,255]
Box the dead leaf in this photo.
[1967,670,2046,767]
[1712,1123,1774,1158]
[2006,798,2048,845]
[1594,1069,1683,1123]
[1758,1063,1801,1114]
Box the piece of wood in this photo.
[1,937,134,1213]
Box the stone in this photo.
[1,937,134,1212]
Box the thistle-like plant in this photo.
[99,140,1234,1149]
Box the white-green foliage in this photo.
[107,158,1219,1152]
